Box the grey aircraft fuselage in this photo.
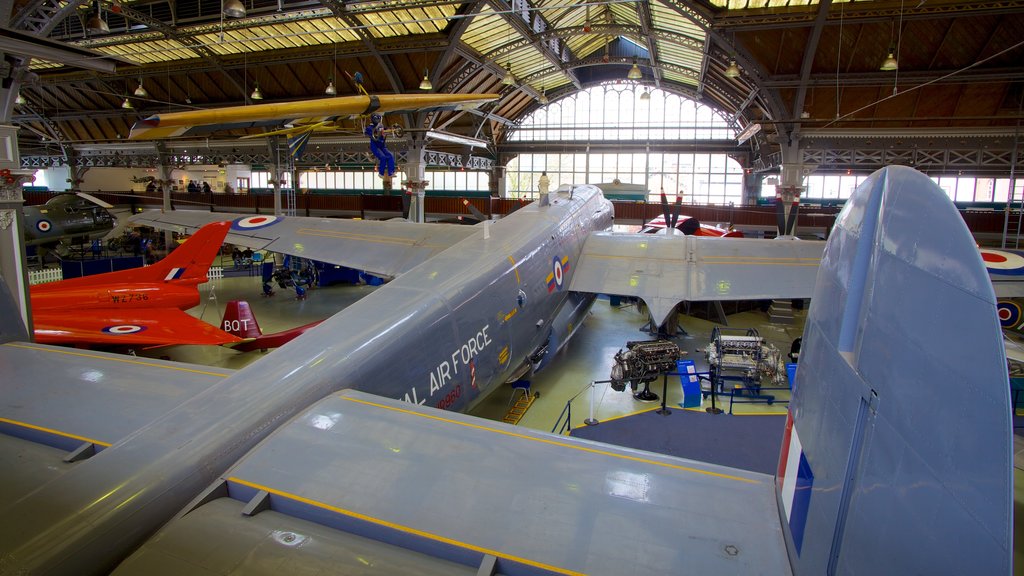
[1,187,614,575]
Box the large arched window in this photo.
[506,84,745,205]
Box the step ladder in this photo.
[502,391,536,425]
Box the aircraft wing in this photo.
[0,342,230,502]
[128,93,499,140]
[130,211,478,279]
[979,247,1024,297]
[569,232,824,325]
[32,309,242,347]
[117,390,793,575]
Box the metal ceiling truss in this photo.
[800,145,1024,176]
[20,146,492,170]
[714,1,1024,31]
[487,0,581,89]
[636,1,663,88]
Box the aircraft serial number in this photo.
[110,293,150,303]
[436,385,462,410]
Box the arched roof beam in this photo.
[789,0,832,144]
[317,0,402,93]
[715,1,1024,31]
[636,0,663,88]
[656,0,787,124]
[486,0,581,90]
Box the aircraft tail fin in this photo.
[783,166,1011,574]
[220,300,263,338]
[32,221,230,291]
[288,130,313,159]
[146,221,231,284]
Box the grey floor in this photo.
[139,257,806,435]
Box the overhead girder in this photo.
[20,145,493,170]
[636,1,663,88]
[714,1,1024,31]
[423,1,489,133]
[655,0,788,124]
[486,0,581,89]
[318,0,403,94]
[763,67,1024,89]
[36,34,451,89]
[788,0,832,145]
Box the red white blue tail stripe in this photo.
[777,411,814,555]
[163,267,187,281]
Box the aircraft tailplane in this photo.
[220,300,263,338]
[782,166,1011,574]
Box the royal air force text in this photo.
[404,325,491,407]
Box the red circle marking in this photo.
[1000,308,1012,320]
[982,252,1007,263]
[247,217,269,224]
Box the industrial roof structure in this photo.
[4,0,1024,173]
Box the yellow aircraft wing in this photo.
[128,93,498,140]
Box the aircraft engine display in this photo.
[609,339,681,392]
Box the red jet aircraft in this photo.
[30,221,243,347]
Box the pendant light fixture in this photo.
[501,62,515,86]
[14,91,26,106]
[724,59,741,78]
[121,97,133,109]
[325,42,337,95]
[133,78,148,98]
[86,0,109,33]
[640,88,650,101]
[223,0,246,18]
[419,69,433,91]
[627,58,642,80]
[251,84,263,100]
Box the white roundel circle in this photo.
[102,324,146,335]
[36,219,52,232]
[552,257,564,288]
[980,249,1024,275]
[231,215,281,231]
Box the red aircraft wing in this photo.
[32,307,242,347]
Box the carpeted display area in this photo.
[570,409,787,475]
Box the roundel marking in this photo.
[231,215,281,231]
[980,249,1024,275]
[552,256,564,289]
[36,219,52,233]
[102,324,147,335]
[997,301,1022,328]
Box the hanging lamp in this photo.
[724,59,741,78]
[223,0,246,18]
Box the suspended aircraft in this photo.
[29,221,242,348]
[127,81,499,160]
[0,167,1010,574]
[23,192,117,247]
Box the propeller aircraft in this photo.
[0,167,1010,575]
